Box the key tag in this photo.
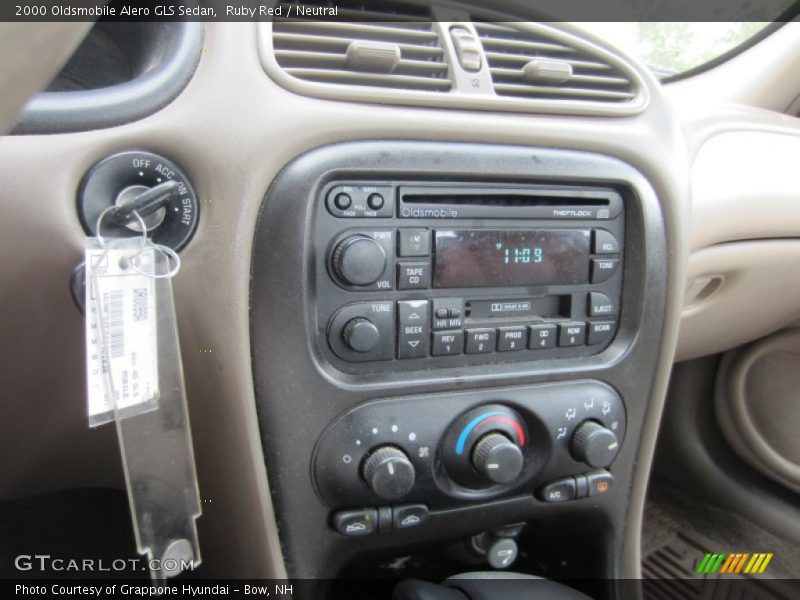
[85,208,202,581]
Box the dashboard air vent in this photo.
[473,22,636,102]
[272,3,451,92]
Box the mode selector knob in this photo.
[342,318,380,353]
[332,235,387,286]
[471,433,524,484]
[362,446,416,501]
[570,421,620,468]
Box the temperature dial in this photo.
[471,432,524,484]
[443,404,529,490]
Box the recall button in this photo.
[592,229,619,254]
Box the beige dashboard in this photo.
[0,19,799,579]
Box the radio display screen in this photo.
[434,229,590,288]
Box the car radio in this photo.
[313,182,625,370]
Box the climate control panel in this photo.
[312,381,626,514]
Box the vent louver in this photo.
[272,3,451,92]
[473,22,637,102]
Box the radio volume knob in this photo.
[332,235,387,286]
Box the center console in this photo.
[251,141,669,597]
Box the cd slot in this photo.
[398,185,622,220]
[403,194,609,208]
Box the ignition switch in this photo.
[77,151,199,251]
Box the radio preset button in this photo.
[529,324,557,349]
[590,258,620,283]
[397,261,431,290]
[497,327,528,352]
[398,229,430,257]
[432,331,464,356]
[592,229,619,254]
[558,322,586,347]
[588,321,616,346]
[588,292,616,317]
[398,300,430,359]
[465,328,496,354]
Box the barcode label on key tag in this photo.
[85,241,159,427]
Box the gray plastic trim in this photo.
[13,22,204,134]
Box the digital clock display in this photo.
[434,229,590,288]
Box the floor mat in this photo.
[642,481,800,599]
[0,487,142,579]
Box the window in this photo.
[575,22,774,79]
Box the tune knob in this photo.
[471,432,524,484]
[332,235,387,286]
[362,446,416,501]
[342,318,380,353]
[570,421,620,468]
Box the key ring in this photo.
[95,206,180,278]
[131,244,181,279]
[95,206,148,252]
